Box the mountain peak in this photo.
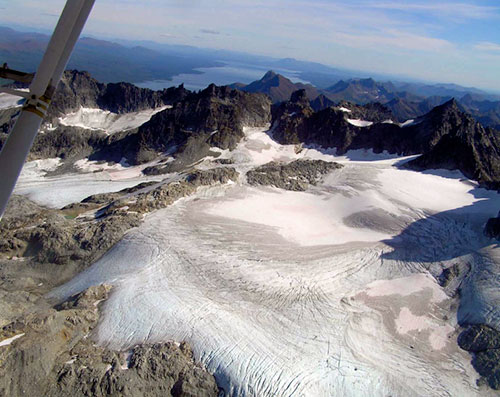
[262,70,278,81]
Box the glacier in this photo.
[36,127,500,396]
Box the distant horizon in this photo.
[1,0,499,92]
[1,19,500,96]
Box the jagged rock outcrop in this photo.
[0,285,218,397]
[336,101,393,123]
[93,84,271,166]
[458,324,500,390]
[0,71,190,158]
[0,198,141,267]
[405,100,500,189]
[48,70,189,120]
[247,159,342,191]
[100,167,239,216]
[273,94,500,189]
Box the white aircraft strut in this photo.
[0,0,95,219]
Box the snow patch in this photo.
[347,119,373,127]
[59,106,170,134]
[338,107,352,113]
[399,119,416,127]
[0,92,25,109]
[18,158,62,179]
[0,333,25,347]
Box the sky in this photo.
[0,0,499,91]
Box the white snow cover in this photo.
[338,106,352,113]
[347,119,373,127]
[0,92,23,109]
[59,106,170,134]
[49,127,500,397]
[399,119,416,127]
[15,158,166,208]
[0,333,25,347]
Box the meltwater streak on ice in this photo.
[48,127,499,396]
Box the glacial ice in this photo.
[45,127,500,396]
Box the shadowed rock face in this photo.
[273,94,500,189]
[48,70,189,120]
[485,213,500,239]
[0,285,218,397]
[247,159,343,191]
[458,325,500,390]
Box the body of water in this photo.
[136,61,311,91]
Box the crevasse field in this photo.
[15,126,500,396]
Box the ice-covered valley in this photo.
[19,127,498,396]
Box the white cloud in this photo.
[332,29,454,53]
[474,41,500,52]
[370,2,500,20]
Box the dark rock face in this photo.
[247,159,342,191]
[29,125,108,161]
[94,84,271,166]
[273,95,500,189]
[47,70,189,121]
[484,212,500,239]
[458,325,500,390]
[405,100,500,189]
[337,101,393,123]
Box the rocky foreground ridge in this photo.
[0,284,218,397]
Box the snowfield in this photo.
[347,119,373,127]
[39,127,499,396]
[58,105,170,134]
[14,157,166,208]
[0,92,24,109]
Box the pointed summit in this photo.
[262,70,278,81]
[230,71,320,103]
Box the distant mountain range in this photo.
[232,71,500,130]
[0,26,220,84]
[2,25,499,129]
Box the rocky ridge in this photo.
[0,285,218,397]
[272,91,500,189]
[91,84,271,167]
[247,159,342,191]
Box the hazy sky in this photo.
[1,0,499,90]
